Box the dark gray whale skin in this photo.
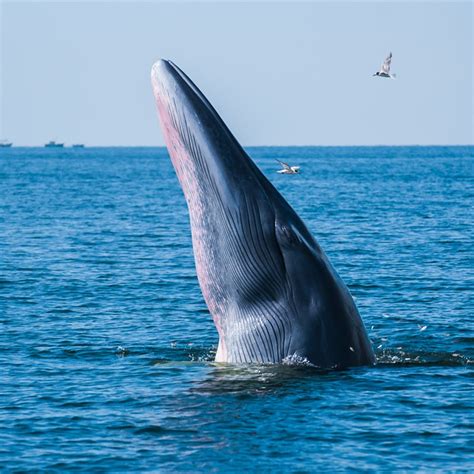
[151,59,375,368]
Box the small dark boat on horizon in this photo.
[72,144,85,148]
[45,141,64,148]
[0,140,13,148]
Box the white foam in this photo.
[282,353,316,367]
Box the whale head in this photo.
[151,59,375,367]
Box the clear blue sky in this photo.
[1,1,472,146]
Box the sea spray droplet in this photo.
[115,346,128,357]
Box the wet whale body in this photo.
[151,59,375,368]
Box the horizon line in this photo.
[1,144,473,149]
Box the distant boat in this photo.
[44,141,64,148]
[72,144,85,148]
[0,140,12,148]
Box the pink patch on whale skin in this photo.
[151,66,227,360]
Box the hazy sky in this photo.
[1,1,472,146]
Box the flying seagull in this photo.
[276,159,300,174]
[373,52,396,79]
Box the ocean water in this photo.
[0,145,473,472]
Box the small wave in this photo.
[134,425,198,435]
[375,348,472,367]
[47,308,75,314]
[149,343,216,365]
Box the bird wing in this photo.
[381,52,392,73]
[276,159,291,170]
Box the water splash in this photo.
[282,353,315,367]
[375,348,472,367]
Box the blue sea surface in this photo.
[1,146,473,472]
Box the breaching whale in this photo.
[151,59,375,368]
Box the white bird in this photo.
[276,159,300,174]
[373,52,397,79]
